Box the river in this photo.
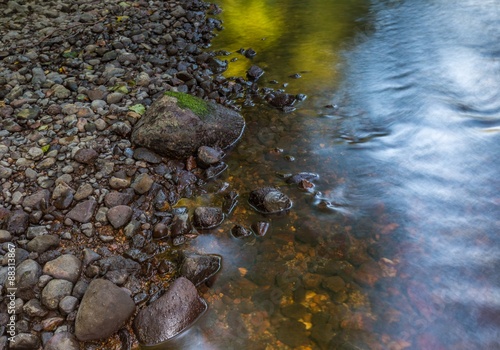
[158,0,500,349]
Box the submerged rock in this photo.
[248,187,292,214]
[75,279,135,341]
[131,92,245,159]
[133,277,207,346]
[231,224,253,238]
[193,207,223,229]
[180,253,221,286]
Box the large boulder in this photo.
[133,277,207,346]
[131,92,245,159]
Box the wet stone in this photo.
[66,199,97,223]
[42,279,73,310]
[43,254,82,283]
[248,187,292,214]
[231,224,253,238]
[180,253,222,286]
[277,319,309,348]
[106,205,133,229]
[322,276,346,293]
[133,277,207,346]
[193,207,224,229]
[75,279,135,341]
[251,221,270,236]
[246,65,264,81]
[197,145,224,168]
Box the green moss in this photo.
[164,91,211,118]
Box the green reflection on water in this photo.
[212,0,370,95]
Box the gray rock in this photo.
[0,229,12,242]
[26,234,60,253]
[9,333,40,350]
[193,207,223,229]
[106,92,124,104]
[6,210,29,235]
[26,226,48,239]
[41,279,73,310]
[132,147,162,163]
[133,277,207,346]
[131,93,245,159]
[197,145,224,168]
[66,199,97,223]
[43,254,82,283]
[59,295,79,315]
[32,67,47,85]
[0,165,12,179]
[74,183,94,201]
[44,332,79,350]
[75,279,135,341]
[52,84,71,99]
[23,298,48,317]
[131,173,153,194]
[104,190,134,208]
[106,205,133,228]
[248,187,292,214]
[180,253,221,286]
[36,157,56,169]
[74,148,98,164]
[15,259,42,300]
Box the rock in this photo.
[322,276,346,293]
[286,172,319,184]
[0,164,12,179]
[193,207,223,229]
[248,187,292,214]
[104,190,134,208]
[180,253,221,286]
[130,173,153,194]
[41,279,73,310]
[0,229,12,242]
[106,205,133,228]
[197,145,224,168]
[43,254,82,283]
[131,92,245,159]
[133,277,207,346]
[66,199,97,223]
[109,176,130,189]
[231,224,253,238]
[44,332,79,350]
[251,221,270,236]
[23,299,48,317]
[74,148,98,164]
[277,320,308,348]
[23,189,50,209]
[52,84,71,99]
[9,333,40,350]
[59,295,79,314]
[170,213,192,237]
[15,259,42,300]
[26,234,60,253]
[6,210,29,235]
[75,279,135,341]
[74,183,94,201]
[132,147,162,163]
[246,65,264,81]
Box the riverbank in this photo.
[0,0,254,348]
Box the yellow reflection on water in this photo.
[212,0,369,93]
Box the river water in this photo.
[162,1,500,349]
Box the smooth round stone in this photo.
[106,205,133,229]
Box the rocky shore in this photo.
[0,0,302,348]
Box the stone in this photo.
[132,147,162,163]
[44,332,79,350]
[74,183,94,201]
[0,230,12,242]
[43,254,82,283]
[133,277,207,346]
[193,207,223,229]
[66,199,97,223]
[15,259,42,300]
[248,187,292,214]
[180,253,221,286]
[59,295,79,314]
[23,299,48,317]
[74,148,98,164]
[131,93,245,159]
[109,176,130,189]
[0,165,12,179]
[106,205,133,228]
[231,224,253,238]
[131,173,153,194]
[197,145,224,168]
[26,235,60,253]
[104,190,134,208]
[247,65,264,81]
[22,189,50,209]
[41,279,73,310]
[52,84,71,99]
[6,210,29,235]
[9,333,40,350]
[75,279,135,341]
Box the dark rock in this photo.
[53,190,73,210]
[83,248,101,266]
[44,332,79,350]
[131,93,245,159]
[153,222,170,239]
[106,205,133,228]
[246,65,264,81]
[43,254,82,283]
[26,235,60,253]
[244,48,257,58]
[131,173,154,194]
[286,172,319,184]
[248,187,292,214]
[207,57,228,74]
[6,210,29,235]
[75,279,135,341]
[104,189,134,208]
[180,253,221,286]
[193,207,223,229]
[15,259,42,300]
[98,255,140,273]
[231,225,253,238]
[41,279,73,310]
[267,92,296,110]
[133,147,162,164]
[133,277,207,346]
[66,199,97,223]
[251,221,270,236]
[277,320,308,348]
[197,145,224,168]
[222,190,238,214]
[74,148,98,164]
[9,333,40,350]
[204,162,228,180]
[23,299,48,317]
[170,213,192,237]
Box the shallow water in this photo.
[160,0,500,349]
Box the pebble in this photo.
[43,254,82,283]
[106,205,133,229]
[41,279,74,310]
[131,173,154,194]
[66,199,97,223]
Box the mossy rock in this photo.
[131,93,245,159]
